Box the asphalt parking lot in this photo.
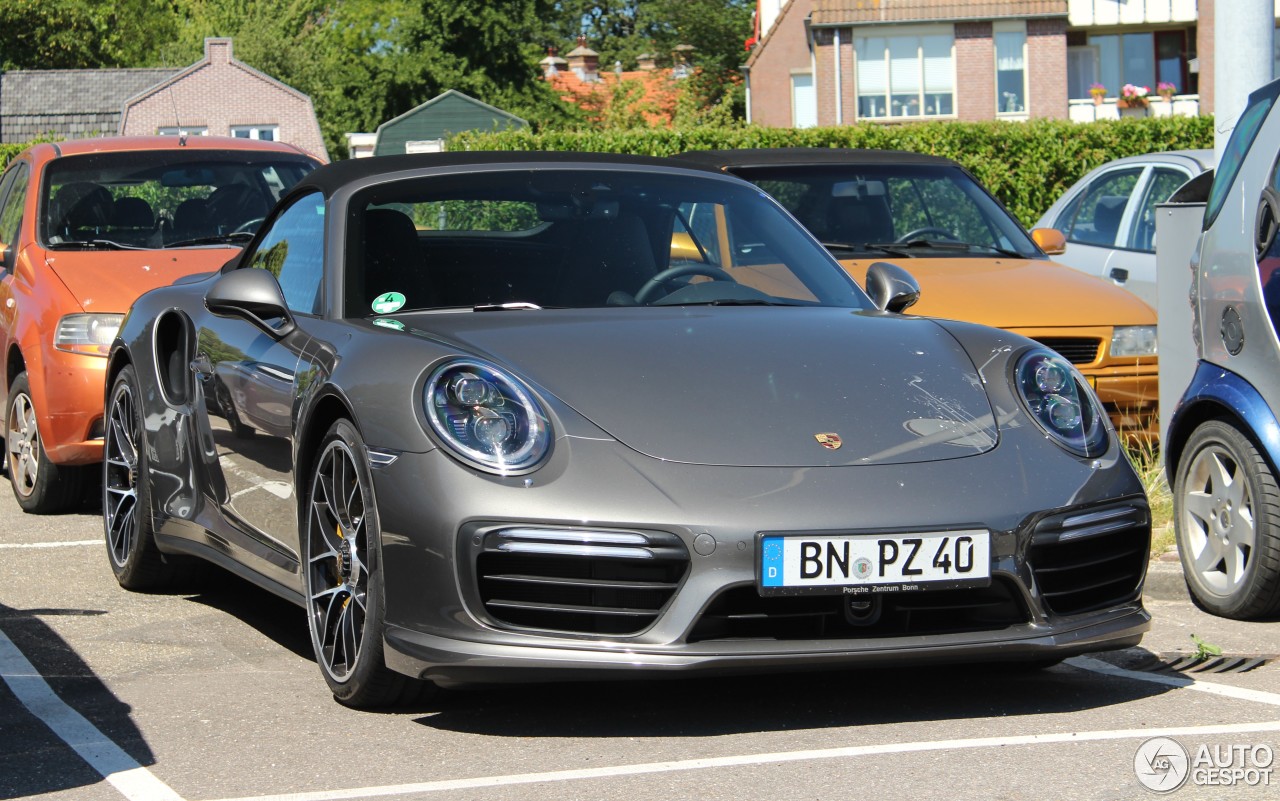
[2,491,1279,801]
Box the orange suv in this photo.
[676,149,1158,442]
[0,136,319,512]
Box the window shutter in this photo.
[857,37,887,93]
[889,37,921,93]
[922,35,953,93]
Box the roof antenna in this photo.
[167,86,186,146]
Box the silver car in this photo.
[1035,150,1214,310]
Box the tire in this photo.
[304,419,432,708]
[1173,420,1280,619]
[103,365,190,590]
[6,372,84,513]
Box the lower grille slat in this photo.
[476,528,689,636]
[1029,501,1150,615]
[1031,336,1102,365]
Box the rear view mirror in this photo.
[832,179,886,198]
[1031,228,1067,255]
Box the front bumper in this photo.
[372,427,1151,684]
[385,606,1149,684]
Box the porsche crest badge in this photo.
[814,433,842,450]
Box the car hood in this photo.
[840,257,1157,327]
[42,248,236,313]
[399,307,1000,467]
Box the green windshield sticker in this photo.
[372,318,405,331]
[371,292,405,314]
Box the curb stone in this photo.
[1143,559,1190,602]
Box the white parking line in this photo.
[0,539,102,549]
[199,657,1280,801]
[0,627,185,801]
[1071,655,1280,707]
[203,720,1280,801]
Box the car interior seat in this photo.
[171,197,209,242]
[1083,195,1127,246]
[52,183,115,239]
[206,184,269,235]
[563,215,658,306]
[361,208,428,312]
[111,197,155,229]
[825,194,895,245]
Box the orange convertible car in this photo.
[0,136,319,512]
[677,149,1158,442]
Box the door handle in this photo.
[1109,267,1129,284]
[190,352,213,379]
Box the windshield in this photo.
[347,168,872,314]
[40,150,315,249]
[728,163,1041,259]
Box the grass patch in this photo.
[1126,442,1175,558]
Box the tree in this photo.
[0,0,177,69]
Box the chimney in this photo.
[566,36,600,82]
[539,46,567,79]
[636,52,657,71]
[204,37,233,65]
[671,43,695,78]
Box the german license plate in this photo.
[758,530,991,596]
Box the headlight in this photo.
[54,313,124,357]
[423,359,551,474]
[1110,325,1157,357]
[1015,349,1108,456]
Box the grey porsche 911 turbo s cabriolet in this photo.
[102,151,1151,708]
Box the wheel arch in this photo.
[295,389,359,508]
[1166,363,1280,486]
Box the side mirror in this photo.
[205,268,296,338]
[1031,227,1067,255]
[865,261,920,314]
[1,244,11,273]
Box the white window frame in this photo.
[157,126,207,136]
[853,25,956,122]
[994,20,1028,117]
[230,125,279,142]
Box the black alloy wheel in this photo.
[304,419,429,708]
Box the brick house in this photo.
[744,0,1268,127]
[0,38,326,159]
[120,38,327,160]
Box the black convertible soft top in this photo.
[673,148,957,170]
[294,150,724,196]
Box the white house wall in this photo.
[759,0,789,39]
[1068,0,1197,27]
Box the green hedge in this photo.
[450,116,1215,227]
[0,143,29,170]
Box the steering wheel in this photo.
[232,217,266,235]
[634,265,737,304]
[895,226,958,243]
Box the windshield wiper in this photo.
[676,298,802,307]
[473,302,542,312]
[166,232,255,248]
[46,238,141,251]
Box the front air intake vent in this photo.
[1028,501,1150,616]
[1031,337,1101,365]
[476,528,689,636]
[687,578,1028,643]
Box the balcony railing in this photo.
[1068,95,1201,122]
